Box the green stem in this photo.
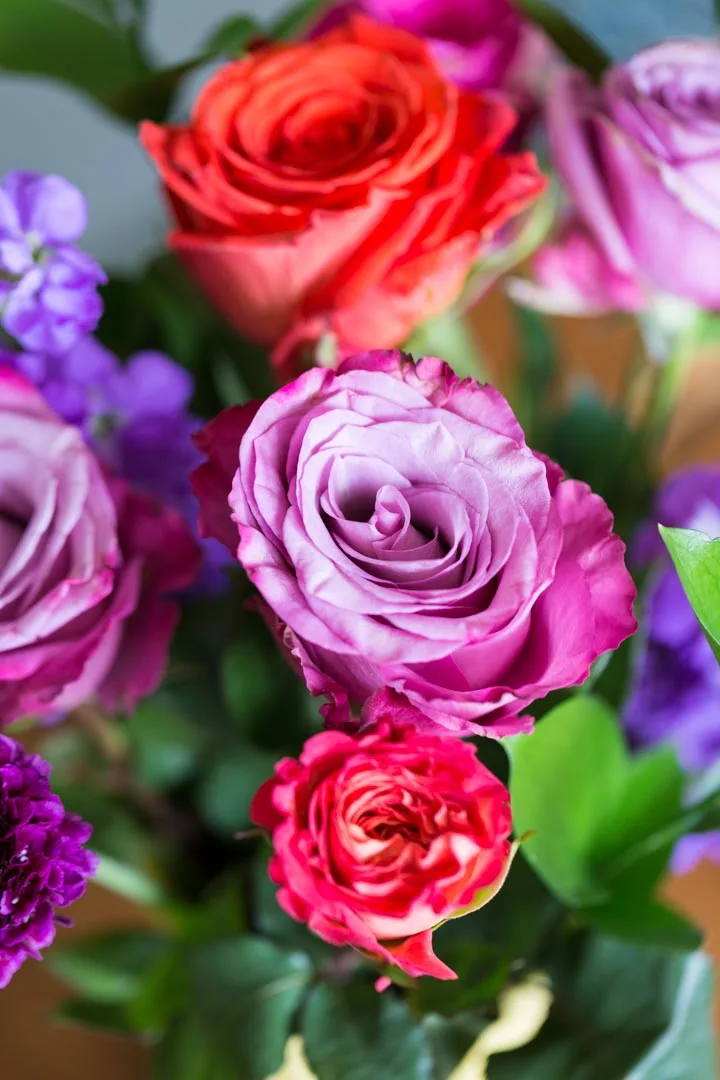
[639,307,701,448]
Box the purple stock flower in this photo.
[624,466,720,874]
[2,337,230,593]
[0,735,97,988]
[546,41,720,309]
[0,172,105,356]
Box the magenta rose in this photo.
[251,702,513,982]
[547,41,720,308]
[0,366,200,721]
[193,351,636,735]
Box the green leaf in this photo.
[302,981,433,1080]
[52,999,136,1036]
[203,15,261,56]
[197,746,276,837]
[0,0,148,103]
[93,853,166,907]
[155,1016,237,1080]
[220,637,279,729]
[423,1013,488,1080]
[126,697,207,791]
[515,0,609,78]
[48,931,167,1005]
[661,526,720,664]
[512,304,557,444]
[508,697,627,905]
[189,937,312,1080]
[270,0,325,40]
[488,941,716,1080]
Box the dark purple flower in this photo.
[1,337,230,593]
[0,172,105,356]
[624,466,720,874]
[0,735,97,988]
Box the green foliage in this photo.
[197,747,276,837]
[126,697,208,792]
[661,525,720,663]
[203,15,262,56]
[187,937,312,1080]
[302,981,434,1080]
[48,931,168,1005]
[507,697,700,949]
[488,941,716,1079]
[515,0,609,77]
[422,1013,489,1080]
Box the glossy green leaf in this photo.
[126,697,207,791]
[48,931,167,1005]
[189,937,312,1080]
[661,526,720,664]
[302,981,433,1080]
[0,0,148,101]
[423,1013,489,1080]
[197,746,276,837]
[93,853,166,907]
[52,999,136,1036]
[203,15,261,56]
[155,1016,237,1080]
[489,941,716,1080]
[508,697,627,905]
[515,0,609,77]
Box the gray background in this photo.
[0,0,714,274]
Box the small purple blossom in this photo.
[0,172,105,357]
[0,735,97,988]
[624,466,720,874]
[2,337,230,593]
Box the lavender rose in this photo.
[547,41,720,308]
[0,734,97,987]
[193,350,636,735]
[624,466,720,873]
[0,366,200,722]
[311,0,552,105]
[0,172,105,356]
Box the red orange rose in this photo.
[141,16,544,375]
[251,699,514,983]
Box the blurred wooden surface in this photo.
[3,288,720,1078]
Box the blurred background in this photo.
[1,2,720,1077]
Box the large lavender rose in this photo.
[0,366,199,722]
[193,350,636,735]
[547,41,720,308]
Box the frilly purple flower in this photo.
[0,735,97,988]
[0,172,105,357]
[624,466,720,874]
[2,337,229,593]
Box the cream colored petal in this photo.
[448,973,553,1080]
[265,1035,318,1080]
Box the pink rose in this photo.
[0,367,200,721]
[251,704,513,982]
[193,350,636,735]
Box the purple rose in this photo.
[311,0,553,103]
[0,365,199,722]
[624,466,720,874]
[547,41,720,308]
[2,338,229,593]
[193,350,636,735]
[0,171,105,356]
[512,213,649,316]
[0,734,97,988]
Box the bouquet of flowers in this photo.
[3,0,720,1076]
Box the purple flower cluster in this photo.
[2,338,230,593]
[0,735,97,988]
[0,172,105,356]
[624,467,720,873]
